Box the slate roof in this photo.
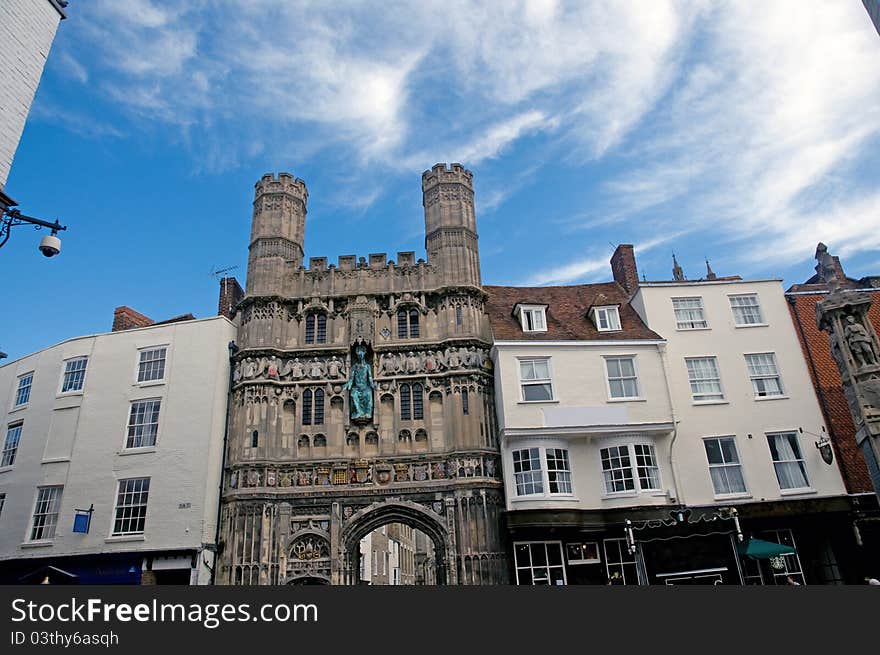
[484,282,662,342]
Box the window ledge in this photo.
[779,488,817,497]
[118,447,157,456]
[754,395,789,402]
[56,391,84,399]
[518,400,559,405]
[41,457,71,464]
[511,495,580,503]
[0,465,13,474]
[134,380,165,388]
[8,405,27,414]
[21,541,54,549]
[713,493,752,501]
[676,327,711,331]
[105,535,146,543]
[607,397,646,403]
[734,323,769,329]
[602,491,640,499]
[692,400,729,406]
[596,329,623,334]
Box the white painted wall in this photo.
[632,279,847,507]
[0,0,63,189]
[0,316,236,584]
[493,341,677,512]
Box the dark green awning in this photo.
[737,537,796,559]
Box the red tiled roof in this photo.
[484,282,662,341]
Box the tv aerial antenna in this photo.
[210,264,239,279]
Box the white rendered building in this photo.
[0,313,235,584]
[490,246,852,585]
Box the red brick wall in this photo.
[217,276,243,320]
[610,244,638,294]
[786,292,880,493]
[112,306,154,332]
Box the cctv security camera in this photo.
[39,233,61,257]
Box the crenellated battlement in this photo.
[421,162,473,192]
[302,252,424,273]
[254,171,308,203]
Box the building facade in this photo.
[0,0,66,208]
[0,314,235,584]
[785,243,880,578]
[865,0,880,37]
[216,165,507,586]
[491,245,856,585]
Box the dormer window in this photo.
[516,304,547,333]
[591,306,621,332]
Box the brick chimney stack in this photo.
[218,276,244,320]
[610,244,638,294]
[112,306,154,332]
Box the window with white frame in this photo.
[592,306,621,332]
[512,448,544,496]
[605,356,640,399]
[512,446,573,497]
[565,542,600,565]
[519,358,554,401]
[137,347,167,383]
[518,305,547,333]
[15,373,33,407]
[125,399,161,448]
[545,448,572,494]
[729,294,764,326]
[745,353,784,397]
[763,528,804,585]
[704,437,747,496]
[2,423,22,467]
[767,432,809,490]
[600,442,661,495]
[0,492,5,518]
[112,477,150,536]
[604,538,638,585]
[60,357,88,393]
[672,297,708,329]
[513,541,566,585]
[30,486,63,541]
[685,357,724,401]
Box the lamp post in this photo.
[1,206,67,256]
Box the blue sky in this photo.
[2,0,880,360]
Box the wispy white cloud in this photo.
[49,0,880,271]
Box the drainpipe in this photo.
[210,340,237,585]
[657,341,685,507]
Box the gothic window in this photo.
[399,384,424,420]
[298,435,310,449]
[365,432,379,446]
[346,433,359,447]
[415,429,428,442]
[397,309,420,339]
[251,430,259,448]
[305,312,328,344]
[398,430,412,443]
[462,390,469,415]
[456,305,463,326]
[302,389,324,425]
[314,434,327,447]
[302,390,312,425]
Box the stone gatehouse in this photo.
[216,164,508,585]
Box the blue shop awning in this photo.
[736,537,796,559]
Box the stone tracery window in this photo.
[305,312,327,344]
[302,389,325,425]
[399,383,424,420]
[398,308,420,339]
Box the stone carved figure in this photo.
[327,356,345,379]
[233,362,242,384]
[290,358,305,380]
[343,345,376,422]
[815,242,840,287]
[425,351,438,373]
[844,315,877,368]
[406,351,420,374]
[308,357,325,379]
[266,356,279,380]
[242,358,258,379]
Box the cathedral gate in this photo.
[216,165,509,585]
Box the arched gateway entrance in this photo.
[338,501,451,586]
